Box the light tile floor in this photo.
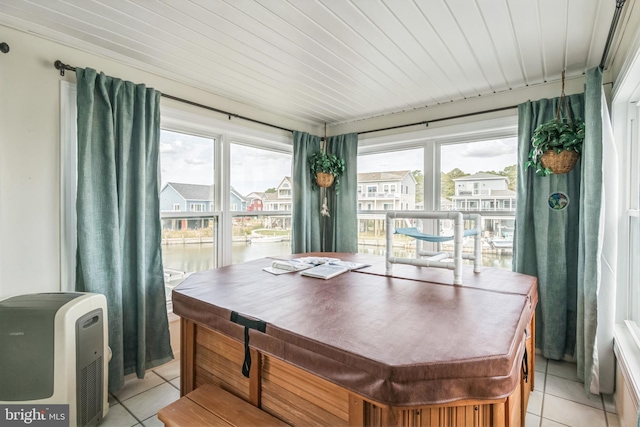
[99,355,620,427]
[100,359,181,427]
[527,354,620,427]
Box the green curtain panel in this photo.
[514,93,585,361]
[324,133,358,253]
[75,68,173,393]
[577,67,611,394]
[292,131,322,253]
[291,131,358,253]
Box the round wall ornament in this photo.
[548,192,570,210]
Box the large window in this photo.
[159,130,216,307]
[230,143,292,264]
[357,147,424,257]
[356,119,517,269]
[440,137,517,270]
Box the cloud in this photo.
[159,142,177,153]
[185,158,207,166]
[460,140,516,158]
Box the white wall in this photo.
[0,25,318,300]
[0,26,62,299]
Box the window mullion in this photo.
[219,133,232,267]
[424,140,437,239]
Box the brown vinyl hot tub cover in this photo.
[172,254,537,407]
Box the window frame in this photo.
[610,38,640,407]
[357,116,517,216]
[620,103,640,327]
[355,116,517,262]
[162,109,293,267]
[62,85,516,284]
[62,93,294,285]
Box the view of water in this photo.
[161,241,513,276]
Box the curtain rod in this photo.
[357,105,518,136]
[599,0,626,70]
[54,60,597,139]
[54,60,518,139]
[358,76,618,136]
[53,60,294,134]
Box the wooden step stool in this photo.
[158,383,289,427]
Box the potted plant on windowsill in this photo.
[308,151,345,191]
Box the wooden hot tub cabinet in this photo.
[173,254,537,427]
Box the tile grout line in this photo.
[539,359,572,427]
[153,370,179,383]
[538,359,610,427]
[123,371,180,427]
[538,359,547,427]
[602,394,610,427]
[112,371,163,402]
[109,393,144,426]
[117,379,174,426]
[544,373,608,410]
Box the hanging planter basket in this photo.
[526,70,585,177]
[315,172,335,188]
[308,151,345,191]
[540,150,580,175]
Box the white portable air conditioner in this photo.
[0,292,109,427]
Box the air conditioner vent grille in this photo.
[79,356,102,427]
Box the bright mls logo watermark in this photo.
[0,405,69,427]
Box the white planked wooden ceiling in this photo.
[0,0,620,127]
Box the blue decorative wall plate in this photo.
[548,192,570,210]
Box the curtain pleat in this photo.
[75,68,173,393]
[291,131,358,253]
[514,93,585,361]
[325,133,358,253]
[291,131,322,253]
[577,67,615,394]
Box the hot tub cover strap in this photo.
[522,347,528,383]
[230,311,267,378]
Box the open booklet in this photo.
[263,257,369,277]
[300,263,350,280]
[262,259,313,275]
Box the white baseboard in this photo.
[614,323,640,427]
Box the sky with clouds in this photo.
[440,137,517,174]
[159,130,214,187]
[358,137,517,175]
[160,130,517,196]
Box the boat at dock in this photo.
[489,238,513,250]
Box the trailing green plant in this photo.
[526,117,585,176]
[308,151,345,190]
